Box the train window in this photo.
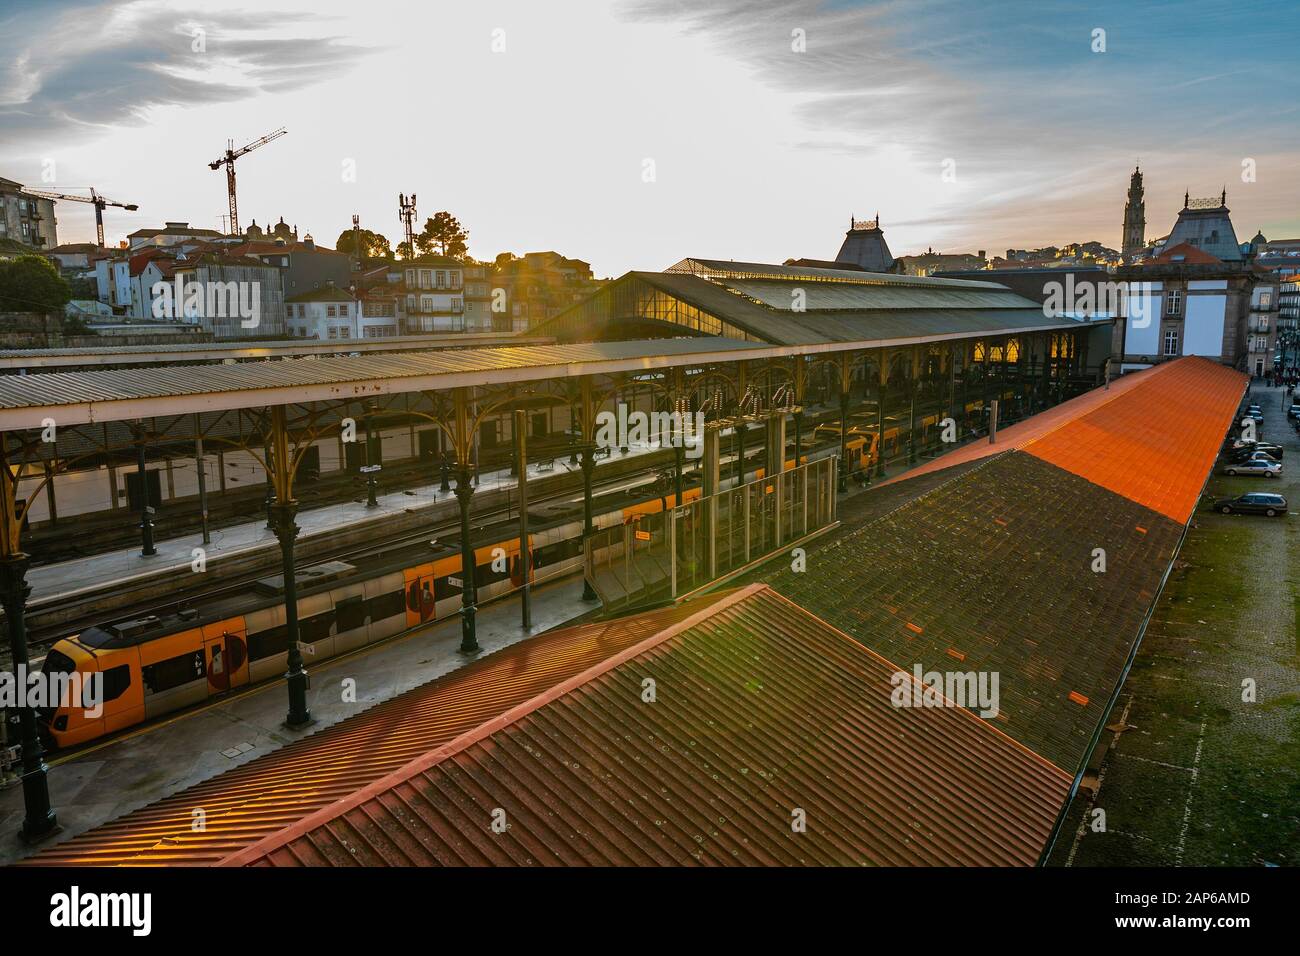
[336,596,368,632]
[100,664,131,703]
[475,557,510,588]
[39,650,77,718]
[299,610,335,644]
[368,590,405,621]
[434,575,462,601]
[142,651,205,695]
[248,625,289,661]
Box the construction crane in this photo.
[24,187,139,248]
[208,127,287,237]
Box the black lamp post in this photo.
[0,555,58,841]
[580,443,597,601]
[454,462,479,652]
[136,426,156,557]
[272,501,312,728]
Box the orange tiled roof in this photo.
[1022,358,1245,524]
[882,357,1245,525]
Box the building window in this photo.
[328,327,338,339]
[1166,290,1182,316]
[1260,292,1272,308]
[339,326,350,338]
[326,305,337,317]
[1163,329,1179,356]
[338,302,348,316]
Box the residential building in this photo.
[1247,275,1279,377]
[403,256,466,333]
[169,252,287,338]
[462,261,498,332]
[285,286,395,339]
[491,251,604,332]
[0,176,57,250]
[94,252,133,310]
[46,242,102,271]
[229,232,351,299]
[896,247,987,277]
[126,221,224,251]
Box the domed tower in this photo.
[1122,166,1145,259]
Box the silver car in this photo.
[1223,458,1282,478]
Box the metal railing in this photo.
[585,457,837,614]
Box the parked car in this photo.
[1226,440,1284,459]
[1242,409,1265,423]
[1212,492,1288,516]
[1287,404,1300,420]
[1223,458,1282,477]
[1228,449,1281,465]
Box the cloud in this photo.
[0,0,372,145]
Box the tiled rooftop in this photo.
[230,585,1071,868]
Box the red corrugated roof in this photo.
[1024,357,1245,524]
[23,600,710,867]
[882,357,1246,525]
[224,585,1071,868]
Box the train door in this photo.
[201,618,249,695]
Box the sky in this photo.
[1,0,1296,276]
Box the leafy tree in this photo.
[0,255,72,313]
[415,211,469,260]
[395,240,415,260]
[335,228,393,259]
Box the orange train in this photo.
[38,484,709,750]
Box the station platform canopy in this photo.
[534,258,1107,345]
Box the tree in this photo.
[395,240,415,261]
[0,255,72,313]
[415,211,469,260]
[335,228,392,260]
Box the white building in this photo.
[286,286,397,340]
[403,257,465,333]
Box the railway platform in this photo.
[0,573,596,864]
[18,440,660,613]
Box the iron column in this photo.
[515,409,531,630]
[135,424,156,557]
[0,555,58,841]
[454,462,480,652]
[273,501,311,728]
[580,443,598,601]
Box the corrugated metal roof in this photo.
[0,333,556,368]
[631,272,1083,347]
[23,600,714,867]
[743,451,1186,776]
[0,338,769,428]
[1024,357,1246,524]
[725,278,1038,312]
[667,258,1009,290]
[886,357,1247,527]
[227,585,1071,867]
